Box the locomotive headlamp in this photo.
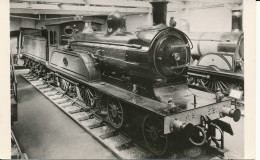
[173,53,180,61]
[221,107,241,122]
[170,120,194,138]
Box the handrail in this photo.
[70,40,142,49]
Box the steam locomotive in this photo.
[18,0,241,156]
[186,10,244,100]
[187,32,244,101]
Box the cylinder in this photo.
[150,0,168,25]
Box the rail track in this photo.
[22,72,235,159]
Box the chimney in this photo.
[150,0,169,26]
[232,10,243,32]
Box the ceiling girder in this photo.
[10,0,150,7]
[10,0,243,16]
[10,3,150,15]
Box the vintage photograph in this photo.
[6,0,255,159]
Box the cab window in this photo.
[49,30,54,45]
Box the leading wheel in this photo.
[142,115,171,156]
[107,98,124,129]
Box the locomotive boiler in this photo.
[187,32,244,61]
[20,0,241,156]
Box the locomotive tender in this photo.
[20,0,241,156]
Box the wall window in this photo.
[49,30,58,46]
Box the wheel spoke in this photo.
[220,81,229,90]
[214,81,218,92]
[210,81,214,90]
[220,84,226,92]
[204,80,209,85]
[209,81,213,90]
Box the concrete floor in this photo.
[12,73,116,159]
[221,116,244,158]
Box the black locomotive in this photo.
[18,0,241,156]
